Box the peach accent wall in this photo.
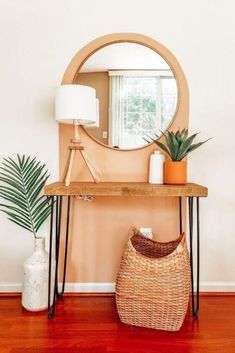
[75,72,109,145]
[59,33,189,283]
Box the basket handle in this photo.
[129,227,186,246]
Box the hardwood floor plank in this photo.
[0,296,235,353]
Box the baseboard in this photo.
[199,282,235,292]
[1,282,235,293]
[0,282,115,293]
[0,283,22,293]
[61,282,116,293]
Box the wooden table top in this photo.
[44,182,208,197]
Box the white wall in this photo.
[0,0,235,290]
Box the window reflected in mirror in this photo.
[75,42,178,150]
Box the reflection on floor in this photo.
[0,295,235,353]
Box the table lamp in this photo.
[55,84,100,186]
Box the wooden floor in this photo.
[0,295,235,353]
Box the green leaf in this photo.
[165,131,179,160]
[1,209,32,230]
[154,141,172,158]
[1,163,22,179]
[31,195,47,211]
[7,217,32,233]
[25,164,43,185]
[176,133,199,161]
[26,166,45,195]
[23,156,37,170]
[0,184,25,198]
[32,197,51,218]
[17,154,24,169]
[0,155,51,237]
[0,176,25,194]
[0,204,31,220]
[34,204,52,224]
[35,207,52,232]
[21,155,31,172]
[142,137,151,144]
[5,157,22,174]
[24,160,41,183]
[0,187,28,209]
[0,172,24,187]
[29,173,49,206]
[180,139,211,159]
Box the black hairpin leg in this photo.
[48,196,54,316]
[48,195,71,318]
[48,196,63,319]
[58,196,71,299]
[188,196,200,318]
[179,196,182,234]
[55,196,63,297]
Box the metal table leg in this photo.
[48,196,54,317]
[48,195,71,318]
[47,194,201,319]
[188,196,200,318]
[55,196,63,297]
[48,196,62,319]
[58,196,71,298]
[179,196,182,234]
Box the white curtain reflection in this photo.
[109,72,177,149]
[108,75,124,147]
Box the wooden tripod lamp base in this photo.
[63,143,100,186]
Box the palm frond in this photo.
[0,155,51,238]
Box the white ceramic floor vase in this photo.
[22,237,55,311]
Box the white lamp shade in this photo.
[95,99,100,127]
[85,98,100,128]
[55,84,97,124]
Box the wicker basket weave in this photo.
[115,229,191,332]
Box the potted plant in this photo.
[0,154,53,311]
[146,129,210,184]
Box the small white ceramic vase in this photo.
[149,150,165,184]
[22,237,55,311]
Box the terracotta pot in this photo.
[164,161,187,185]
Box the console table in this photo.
[44,182,208,319]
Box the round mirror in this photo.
[75,42,178,150]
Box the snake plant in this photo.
[0,155,51,238]
[145,129,210,161]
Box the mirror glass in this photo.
[75,42,178,150]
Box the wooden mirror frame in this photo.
[61,33,189,151]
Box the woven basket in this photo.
[115,229,191,331]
